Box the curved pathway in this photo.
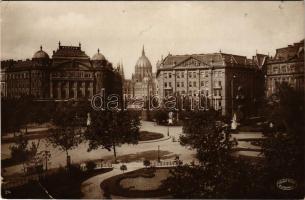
[81,162,144,199]
[80,122,196,199]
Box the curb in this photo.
[139,136,171,144]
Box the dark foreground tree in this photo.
[261,83,304,198]
[9,134,40,173]
[163,110,260,198]
[85,110,140,162]
[2,96,56,135]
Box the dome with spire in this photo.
[133,45,153,82]
[92,48,106,61]
[32,46,49,60]
[135,45,152,69]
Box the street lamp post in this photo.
[157,145,160,162]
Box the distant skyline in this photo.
[1,1,304,79]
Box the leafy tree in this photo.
[152,109,168,125]
[261,83,304,197]
[1,97,31,135]
[47,102,83,168]
[1,96,56,135]
[48,127,82,168]
[180,110,236,163]
[163,110,260,198]
[120,164,127,173]
[86,161,97,172]
[85,110,140,162]
[9,134,39,173]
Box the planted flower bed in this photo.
[101,167,172,198]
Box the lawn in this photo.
[139,131,164,141]
[101,167,173,198]
[100,150,177,163]
[2,166,112,199]
[40,166,112,199]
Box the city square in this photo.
[1,1,304,199]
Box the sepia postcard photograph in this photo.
[0,1,304,199]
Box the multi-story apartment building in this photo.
[266,40,304,97]
[156,52,266,116]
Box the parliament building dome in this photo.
[135,46,152,69]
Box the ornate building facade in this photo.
[1,42,122,100]
[266,40,304,97]
[156,52,266,116]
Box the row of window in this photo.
[165,89,222,98]
[9,81,41,87]
[173,90,222,98]
[164,80,221,88]
[163,71,224,79]
[9,90,43,98]
[7,72,44,79]
[52,82,94,88]
[52,72,93,78]
[270,65,295,74]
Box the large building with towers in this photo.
[1,42,122,100]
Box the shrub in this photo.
[85,161,96,171]
[120,164,127,173]
[143,159,151,168]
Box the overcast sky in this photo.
[1,1,304,78]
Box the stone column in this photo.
[57,82,61,99]
[65,81,69,99]
[50,81,53,98]
[89,82,93,98]
[81,82,85,97]
[73,82,77,99]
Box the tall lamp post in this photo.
[157,145,160,162]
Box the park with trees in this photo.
[1,82,304,199]
[161,82,304,198]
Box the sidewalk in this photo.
[139,135,171,144]
[81,162,144,199]
[2,127,51,139]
